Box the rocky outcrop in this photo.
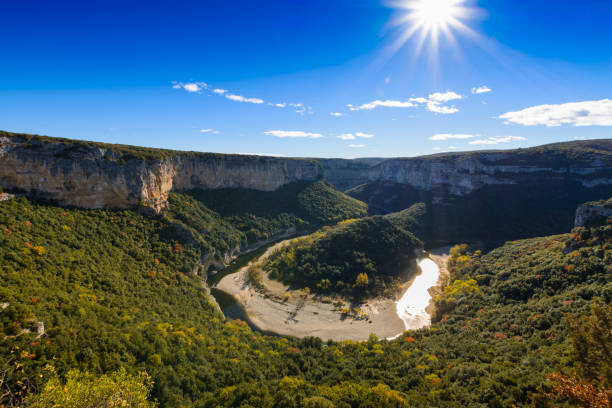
[0,133,322,212]
[575,200,612,227]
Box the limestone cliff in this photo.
[0,132,322,212]
[321,140,612,199]
[1,131,611,233]
[575,199,612,227]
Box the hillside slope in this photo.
[262,205,424,299]
[1,195,611,406]
[163,180,368,272]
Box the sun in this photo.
[387,0,477,57]
[411,0,462,29]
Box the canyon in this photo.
[1,131,611,243]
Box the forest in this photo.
[0,193,610,407]
[261,203,425,299]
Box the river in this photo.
[211,244,446,340]
[395,257,441,331]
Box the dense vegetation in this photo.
[262,204,425,298]
[1,194,610,407]
[188,180,367,227]
[162,181,368,270]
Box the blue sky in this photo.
[1,0,611,158]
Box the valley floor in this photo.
[215,240,450,341]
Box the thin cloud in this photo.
[499,99,612,127]
[469,136,527,145]
[427,102,459,114]
[330,112,343,117]
[289,103,313,115]
[472,86,492,94]
[174,81,310,110]
[410,97,429,104]
[264,130,324,139]
[200,129,220,134]
[173,81,207,93]
[337,132,373,141]
[349,144,366,148]
[348,91,462,114]
[348,100,416,111]
[356,132,374,138]
[428,91,463,103]
[429,134,473,141]
[225,94,264,104]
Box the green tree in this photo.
[25,368,156,408]
[568,298,612,387]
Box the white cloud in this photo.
[173,82,207,93]
[184,83,203,92]
[428,91,463,103]
[469,136,528,145]
[499,99,612,127]
[269,102,287,108]
[472,86,492,94]
[337,132,373,141]
[349,144,366,148]
[201,129,220,134]
[356,132,374,138]
[264,130,324,139]
[427,102,459,114]
[432,147,441,151]
[330,112,343,117]
[225,94,264,104]
[429,133,473,141]
[347,91,461,114]
[410,97,429,104]
[212,88,227,94]
[289,103,312,115]
[348,100,416,111]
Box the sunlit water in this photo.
[395,258,440,331]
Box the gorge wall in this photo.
[0,132,321,212]
[322,140,612,245]
[1,131,611,245]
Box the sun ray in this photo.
[386,0,479,59]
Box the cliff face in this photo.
[1,131,611,240]
[575,199,612,227]
[342,141,612,245]
[0,133,322,212]
[363,153,611,199]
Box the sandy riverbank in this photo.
[215,240,450,341]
